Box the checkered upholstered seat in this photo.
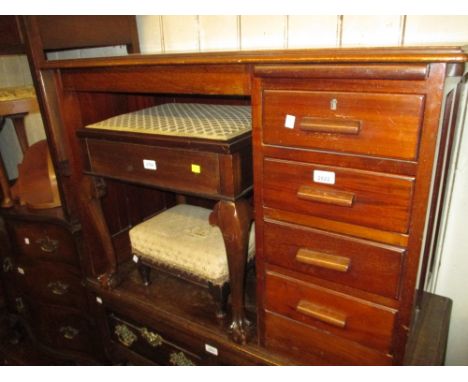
[86,103,251,141]
[130,204,254,317]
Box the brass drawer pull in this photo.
[36,236,59,253]
[115,324,137,347]
[296,299,347,328]
[47,281,70,295]
[296,248,351,272]
[140,327,163,347]
[169,351,195,366]
[299,117,361,135]
[297,185,355,207]
[3,257,13,273]
[60,326,79,340]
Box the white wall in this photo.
[1,15,467,365]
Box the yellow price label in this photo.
[191,164,201,174]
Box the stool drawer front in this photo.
[8,220,78,267]
[264,270,396,353]
[263,220,404,298]
[263,158,414,233]
[86,139,220,196]
[264,312,393,366]
[263,90,424,160]
[108,313,203,366]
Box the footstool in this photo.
[130,204,255,318]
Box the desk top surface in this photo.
[41,46,468,70]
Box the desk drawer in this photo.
[8,220,78,267]
[263,158,414,233]
[264,270,397,353]
[28,302,94,355]
[262,90,424,160]
[263,220,404,298]
[108,313,204,366]
[264,311,393,365]
[86,139,220,196]
[15,260,86,309]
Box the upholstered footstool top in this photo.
[129,204,255,286]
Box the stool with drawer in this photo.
[0,207,98,364]
[252,61,461,365]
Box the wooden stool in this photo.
[130,204,255,319]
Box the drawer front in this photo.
[264,312,393,366]
[108,313,204,366]
[263,158,414,233]
[86,139,220,196]
[15,260,87,309]
[8,221,78,267]
[28,302,93,354]
[263,220,404,298]
[264,270,397,353]
[263,90,424,160]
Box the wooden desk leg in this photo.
[210,199,253,345]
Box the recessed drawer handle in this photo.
[59,326,79,340]
[299,117,361,135]
[296,248,351,272]
[297,185,355,207]
[296,299,347,328]
[36,236,59,253]
[47,281,70,295]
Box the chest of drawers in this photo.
[0,209,98,363]
[252,62,462,365]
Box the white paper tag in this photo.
[96,296,103,304]
[284,114,296,129]
[313,170,336,185]
[17,267,25,275]
[143,159,157,170]
[205,344,218,356]
[132,255,139,263]
[24,238,30,245]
